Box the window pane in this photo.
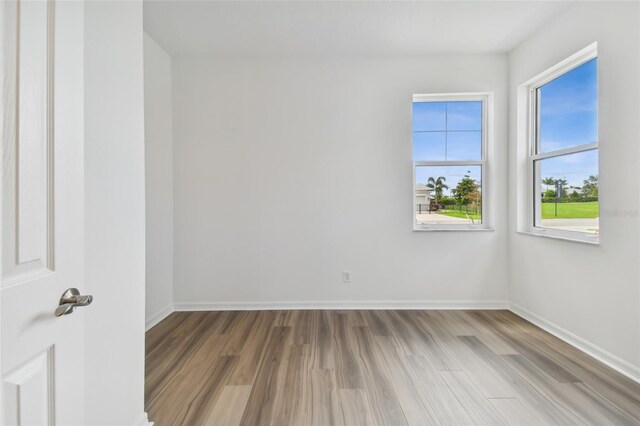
[413,132,446,161]
[534,149,598,234]
[446,131,481,161]
[412,102,446,131]
[415,165,482,225]
[412,99,483,161]
[539,58,598,153]
[447,101,482,131]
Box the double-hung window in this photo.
[524,44,599,242]
[412,93,491,231]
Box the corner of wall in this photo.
[143,32,175,329]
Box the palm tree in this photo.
[542,177,556,191]
[426,176,448,204]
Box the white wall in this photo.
[508,2,640,375]
[172,54,509,308]
[144,33,174,328]
[84,1,147,424]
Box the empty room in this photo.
[141,1,640,424]
[1,0,640,425]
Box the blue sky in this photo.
[413,58,598,191]
[413,101,482,162]
[539,58,598,152]
[538,58,598,188]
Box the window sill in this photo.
[516,229,599,245]
[413,226,494,232]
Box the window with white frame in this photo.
[526,45,598,241]
[412,93,490,230]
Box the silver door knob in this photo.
[55,288,93,316]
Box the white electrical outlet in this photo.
[342,271,351,283]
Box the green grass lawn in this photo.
[541,201,598,219]
[439,209,481,220]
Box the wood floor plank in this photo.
[428,310,478,336]
[439,335,516,399]
[226,311,276,386]
[212,311,239,335]
[363,310,394,337]
[309,369,340,426]
[501,353,598,425]
[174,355,239,425]
[146,312,212,370]
[353,326,408,426]
[309,310,335,370]
[440,370,508,426]
[522,335,640,421]
[338,389,375,426]
[238,326,291,426]
[405,354,475,425]
[374,337,441,425]
[346,310,370,327]
[333,312,364,389]
[204,385,252,426]
[496,329,582,383]
[145,311,191,352]
[489,398,549,426]
[146,310,640,426]
[221,310,260,355]
[412,311,471,370]
[271,343,310,426]
[292,310,314,345]
[458,335,576,425]
[487,311,640,421]
[384,311,455,370]
[146,329,236,424]
[461,311,520,355]
[559,382,639,426]
[146,312,227,407]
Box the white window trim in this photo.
[412,92,493,232]
[520,42,599,244]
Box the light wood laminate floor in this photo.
[145,310,640,425]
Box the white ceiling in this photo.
[144,1,572,56]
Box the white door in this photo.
[1,0,87,424]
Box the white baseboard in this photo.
[145,304,174,331]
[172,300,509,311]
[133,412,153,426]
[510,303,640,385]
